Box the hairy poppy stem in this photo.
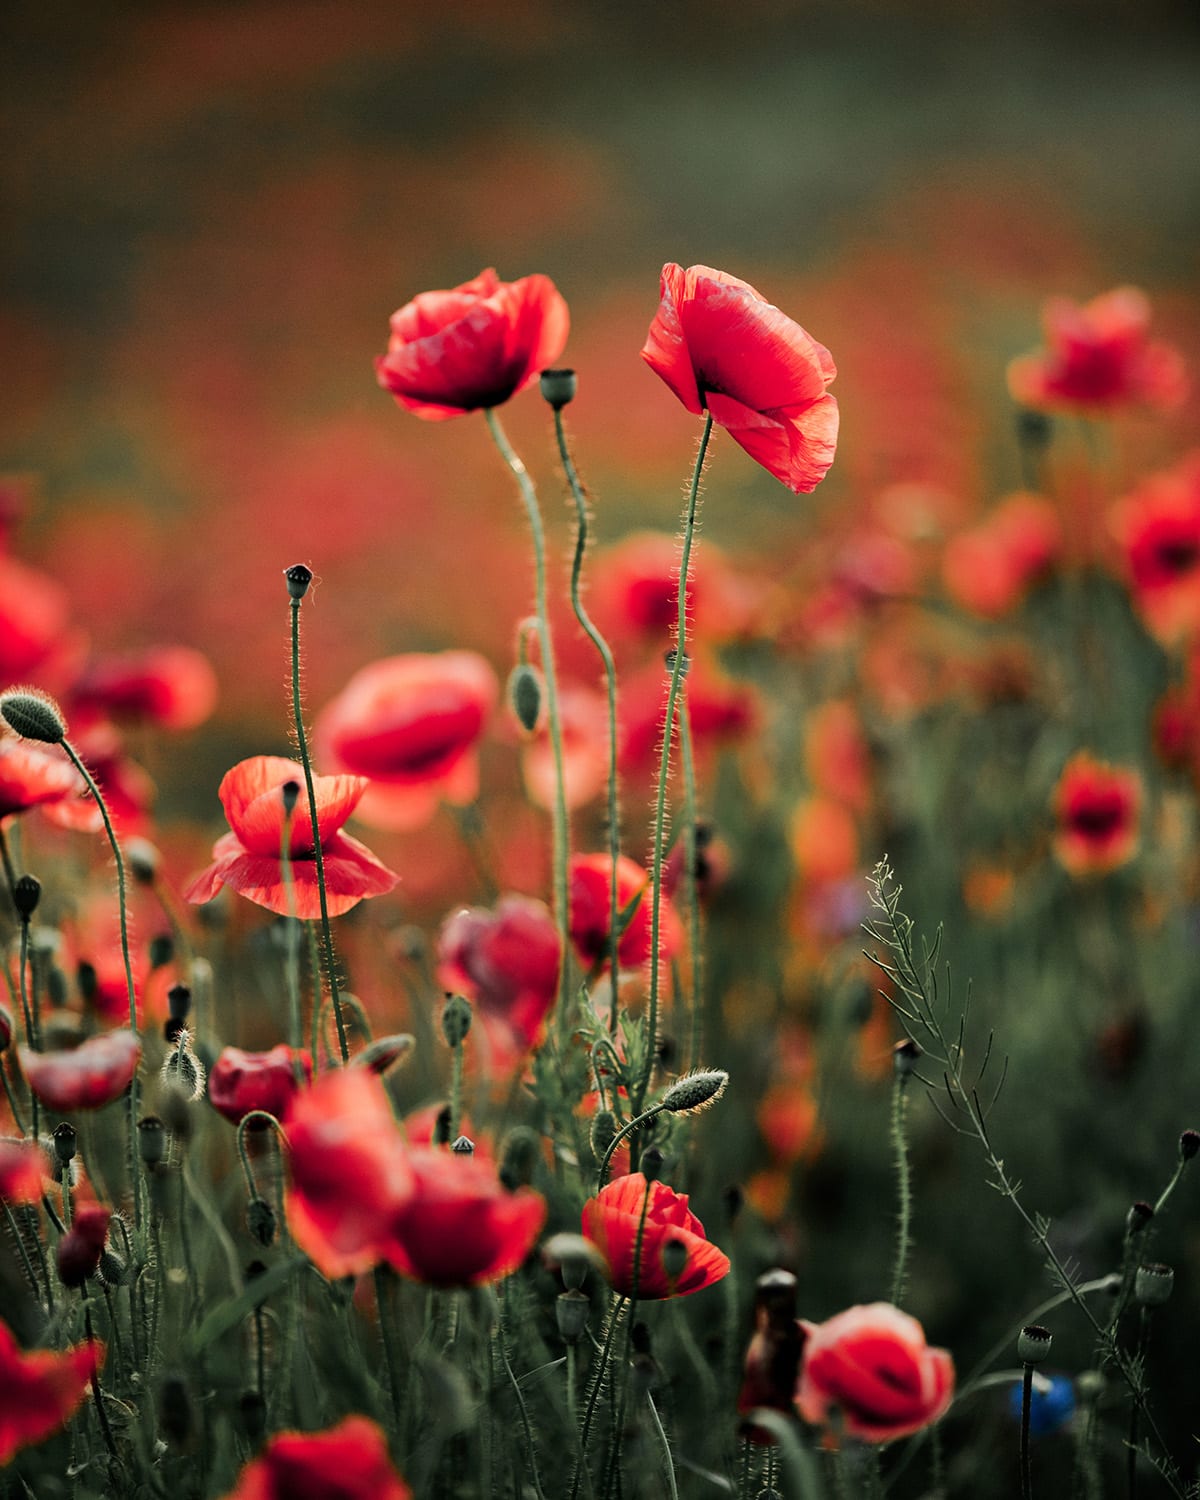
[16,917,38,1144]
[638,414,713,1120]
[677,709,703,1072]
[889,1068,914,1307]
[279,805,305,1083]
[596,1103,665,1190]
[568,1293,627,1500]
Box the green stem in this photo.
[646,1390,679,1500]
[1,1062,27,1136]
[236,1112,287,1202]
[0,824,17,907]
[569,1294,627,1500]
[2,1198,43,1303]
[597,1103,665,1190]
[17,918,38,1144]
[678,708,703,1072]
[374,1266,403,1427]
[889,1072,913,1307]
[279,806,304,1083]
[637,414,713,1116]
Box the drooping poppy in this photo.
[581,1173,730,1299]
[641,263,838,494]
[0,1318,103,1465]
[184,755,399,918]
[795,1302,954,1443]
[1110,453,1200,644]
[20,1029,140,1112]
[315,653,498,831]
[219,1414,411,1500]
[375,268,569,420]
[71,644,218,731]
[568,853,683,973]
[1052,752,1142,877]
[208,1044,312,1125]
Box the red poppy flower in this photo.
[1007,286,1187,415]
[0,554,70,682]
[1052,752,1142,876]
[589,532,766,648]
[56,1202,111,1288]
[521,682,614,813]
[40,723,155,837]
[184,755,399,918]
[438,894,561,1064]
[582,1173,730,1299]
[1110,454,1200,644]
[375,268,569,420]
[796,1302,954,1443]
[20,1030,140,1111]
[220,1415,411,1500]
[0,1139,50,1203]
[209,1044,312,1125]
[943,493,1061,620]
[641,264,838,494]
[568,853,683,973]
[617,659,759,778]
[284,1069,413,1279]
[383,1146,545,1288]
[315,653,498,831]
[0,1318,104,1466]
[0,736,82,820]
[71,645,218,731]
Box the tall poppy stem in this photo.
[637,414,713,1118]
[678,708,703,1072]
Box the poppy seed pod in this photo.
[539,368,578,409]
[0,689,66,744]
[52,1121,77,1166]
[1127,1200,1155,1234]
[590,1109,618,1163]
[137,1116,166,1165]
[1017,1325,1053,1364]
[1134,1263,1175,1308]
[556,1288,589,1344]
[12,875,40,921]
[1180,1128,1200,1161]
[893,1039,922,1077]
[284,563,313,601]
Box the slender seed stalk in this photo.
[16,917,38,1143]
[1020,1363,1034,1500]
[374,1266,403,1426]
[2,1198,42,1301]
[646,1390,679,1500]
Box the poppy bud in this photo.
[540,368,578,409]
[52,1121,77,1166]
[98,1247,127,1287]
[126,838,160,884]
[57,1205,110,1287]
[507,663,543,734]
[247,1196,277,1247]
[1180,1129,1200,1161]
[284,563,313,601]
[452,1135,475,1156]
[0,689,66,744]
[149,935,174,971]
[1134,1263,1174,1308]
[590,1109,618,1162]
[441,994,472,1047]
[352,1033,415,1075]
[664,648,691,678]
[1126,1200,1154,1234]
[158,1373,193,1448]
[556,1288,589,1343]
[893,1039,922,1077]
[13,875,40,921]
[161,1032,206,1102]
[1017,1325,1053,1365]
[661,1069,728,1115]
[281,779,301,816]
[662,1237,688,1281]
[137,1115,166,1165]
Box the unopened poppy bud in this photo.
[137,1115,166,1165]
[284,563,313,601]
[1017,1325,1053,1365]
[641,1146,665,1182]
[661,1069,728,1115]
[98,1247,127,1287]
[540,368,578,409]
[238,1390,267,1444]
[664,648,691,678]
[0,689,66,744]
[12,875,40,921]
[353,1033,415,1075]
[158,1373,193,1448]
[161,1031,206,1102]
[167,984,191,1023]
[247,1196,277,1247]
[77,960,97,1003]
[501,1127,541,1189]
[1134,1262,1174,1308]
[590,1109,618,1162]
[1126,1200,1154,1234]
[662,1237,689,1281]
[556,1288,589,1344]
[441,994,472,1047]
[507,663,543,734]
[281,779,301,816]
[149,934,175,971]
[126,838,160,884]
[893,1038,922,1077]
[1180,1129,1200,1161]
[52,1121,77,1166]
[452,1134,475,1155]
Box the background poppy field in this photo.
[3,2,1200,1497]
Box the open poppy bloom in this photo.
[20,1029,140,1111]
[1007,286,1187,415]
[568,853,683,973]
[220,1415,411,1500]
[375,268,569,420]
[641,263,838,494]
[1052,751,1142,876]
[1110,454,1200,644]
[0,1318,104,1466]
[315,653,498,831]
[0,1139,50,1203]
[582,1173,730,1299]
[796,1302,954,1443]
[71,644,218,731]
[208,1044,312,1125]
[184,755,399,918]
[383,1147,546,1288]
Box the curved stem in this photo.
[279,807,304,1083]
[597,1103,664,1190]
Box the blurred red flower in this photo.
[568,853,683,973]
[617,659,760,780]
[316,653,497,831]
[375,268,569,420]
[71,645,218,731]
[0,1139,50,1203]
[0,555,71,683]
[1007,287,1187,415]
[20,1030,140,1111]
[184,755,398,918]
[220,1415,411,1500]
[0,737,83,820]
[56,1202,110,1288]
[208,1044,312,1125]
[942,493,1061,619]
[1052,752,1142,877]
[41,723,156,837]
[0,1318,104,1466]
[641,263,838,494]
[383,1146,545,1288]
[581,1172,730,1299]
[1110,453,1200,644]
[796,1302,954,1443]
[521,681,614,812]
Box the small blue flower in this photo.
[1009,1374,1076,1435]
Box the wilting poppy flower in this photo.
[284,1069,413,1279]
[0,1139,50,1203]
[71,644,218,731]
[383,1147,545,1288]
[375,268,569,420]
[796,1303,954,1443]
[568,853,683,973]
[316,653,498,831]
[438,894,561,1064]
[1008,286,1187,415]
[20,1030,140,1111]
[56,1203,110,1287]
[220,1415,411,1500]
[0,555,71,683]
[209,1044,312,1125]
[1052,752,1142,876]
[0,736,82,820]
[0,1318,104,1465]
[582,1173,730,1299]
[1110,454,1200,643]
[641,263,838,494]
[184,756,398,918]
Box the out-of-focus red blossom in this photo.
[1052,752,1142,877]
[375,267,568,420]
[0,1318,104,1466]
[438,895,561,1065]
[829,531,917,609]
[1007,286,1187,415]
[522,682,614,812]
[757,1085,821,1166]
[316,653,497,831]
[208,1045,312,1125]
[71,645,218,731]
[663,822,731,904]
[185,755,398,918]
[804,699,872,816]
[0,554,70,683]
[617,659,759,778]
[56,1203,110,1287]
[641,263,838,494]
[385,1147,546,1288]
[582,1173,730,1299]
[20,1030,140,1111]
[0,737,83,820]
[568,853,683,973]
[219,1415,411,1500]
[1110,454,1200,644]
[41,723,155,837]
[792,797,859,885]
[942,494,1062,619]
[796,1303,954,1443]
[0,1139,49,1202]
